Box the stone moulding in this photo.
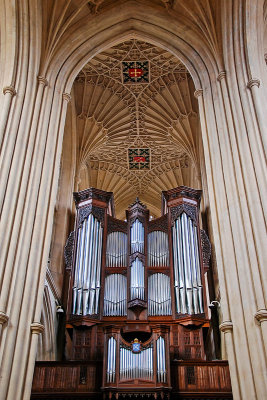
[0,311,9,325]
[3,86,16,96]
[219,320,233,333]
[247,78,260,89]
[31,322,45,335]
[254,309,267,324]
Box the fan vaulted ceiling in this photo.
[73,39,201,219]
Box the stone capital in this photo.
[219,320,233,333]
[37,76,48,86]
[194,89,203,98]
[247,78,260,89]
[254,309,267,324]
[0,311,9,325]
[217,71,226,82]
[31,322,45,335]
[3,86,16,96]
[62,92,71,103]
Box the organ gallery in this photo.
[32,186,232,399]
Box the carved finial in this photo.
[129,197,147,209]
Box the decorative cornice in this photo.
[247,78,260,89]
[0,311,9,325]
[194,89,203,98]
[162,185,202,204]
[31,322,45,335]
[3,86,16,96]
[219,320,233,333]
[74,187,113,206]
[217,71,226,82]
[37,76,48,86]
[62,92,71,102]
[254,309,267,324]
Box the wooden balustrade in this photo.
[31,361,102,397]
[171,360,232,398]
[31,360,232,399]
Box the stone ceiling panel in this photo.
[73,39,201,216]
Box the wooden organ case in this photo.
[64,186,214,399]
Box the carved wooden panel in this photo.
[170,204,197,225]
[64,231,75,271]
[107,216,127,234]
[148,214,168,233]
[200,229,211,267]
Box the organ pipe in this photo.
[106,231,127,267]
[156,337,166,383]
[130,257,145,300]
[72,214,103,315]
[103,274,127,316]
[148,273,172,316]
[119,345,153,381]
[147,230,169,267]
[130,219,144,254]
[172,212,203,314]
[107,337,116,383]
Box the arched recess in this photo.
[0,2,266,400]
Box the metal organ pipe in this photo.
[72,214,103,315]
[156,337,166,383]
[104,274,127,316]
[107,337,116,383]
[106,231,127,267]
[148,273,172,316]
[130,257,145,300]
[148,231,169,267]
[119,345,153,380]
[130,219,144,254]
[172,212,203,314]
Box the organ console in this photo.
[64,186,212,399]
